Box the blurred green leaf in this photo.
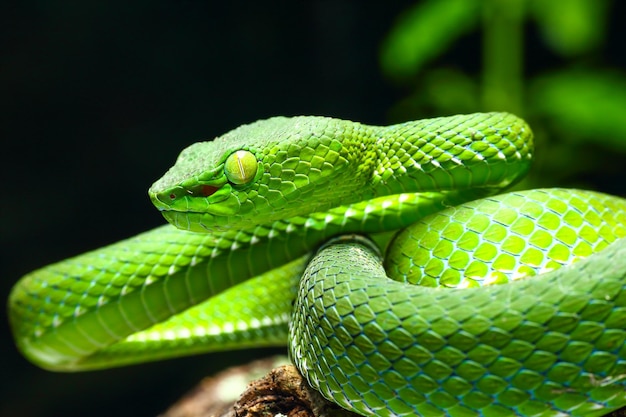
[380,0,479,80]
[531,71,626,150]
[387,68,479,121]
[424,68,479,113]
[530,0,609,56]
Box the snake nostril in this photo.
[163,185,219,202]
[156,186,186,204]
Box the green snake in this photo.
[8,113,626,416]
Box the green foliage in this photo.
[531,0,608,56]
[380,0,480,79]
[532,71,626,149]
[380,0,626,194]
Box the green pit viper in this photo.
[8,113,626,416]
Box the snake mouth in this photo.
[160,210,232,232]
[149,181,244,232]
[149,180,232,212]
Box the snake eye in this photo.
[224,150,258,185]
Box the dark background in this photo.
[2,1,626,417]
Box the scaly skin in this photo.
[291,189,626,416]
[8,113,626,415]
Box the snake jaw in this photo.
[150,181,227,210]
[150,180,264,232]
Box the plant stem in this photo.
[482,0,524,114]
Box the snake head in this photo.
[149,143,255,231]
[149,116,354,232]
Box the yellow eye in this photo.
[224,150,258,185]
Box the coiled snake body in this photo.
[9,113,626,416]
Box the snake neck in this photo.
[366,113,533,198]
[297,113,533,218]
